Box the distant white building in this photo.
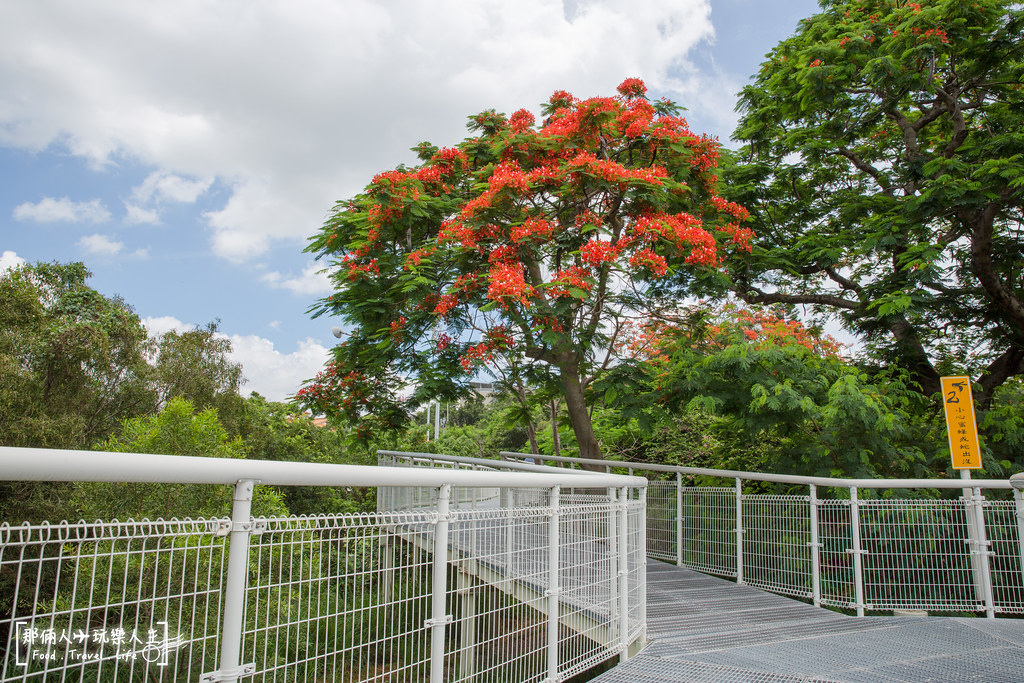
[467,381,496,403]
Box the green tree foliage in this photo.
[236,394,374,514]
[724,0,1024,407]
[73,397,287,521]
[0,261,156,449]
[610,306,939,478]
[152,321,245,432]
[301,79,752,460]
[0,262,157,522]
[425,394,534,459]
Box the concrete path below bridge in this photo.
[593,560,1024,682]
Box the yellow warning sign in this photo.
[940,376,982,470]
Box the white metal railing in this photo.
[501,451,1024,619]
[0,446,646,682]
[375,450,648,673]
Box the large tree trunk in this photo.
[550,399,562,457]
[557,362,603,468]
[526,421,540,455]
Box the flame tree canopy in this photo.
[300,80,752,458]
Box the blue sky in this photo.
[0,0,820,401]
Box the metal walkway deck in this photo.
[593,560,1024,682]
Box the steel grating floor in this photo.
[592,560,1024,682]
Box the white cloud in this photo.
[132,170,212,204]
[0,0,715,263]
[13,197,111,224]
[123,202,161,225]
[0,250,26,272]
[141,316,329,401]
[226,335,331,402]
[142,315,190,337]
[77,233,123,255]
[262,261,333,296]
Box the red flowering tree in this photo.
[299,80,751,458]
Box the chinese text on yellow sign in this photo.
[940,376,982,470]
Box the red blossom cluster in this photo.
[488,243,518,264]
[389,317,407,341]
[487,262,536,307]
[548,266,594,299]
[485,325,516,349]
[565,151,667,186]
[723,225,755,252]
[460,342,494,371]
[297,363,387,419]
[433,293,459,318]
[509,108,536,133]
[438,218,478,249]
[617,78,648,99]
[510,216,555,243]
[489,161,531,194]
[618,99,656,138]
[344,256,380,281]
[687,135,721,172]
[404,246,437,270]
[580,239,618,266]
[711,196,751,222]
[531,315,565,333]
[628,248,669,276]
[730,309,843,356]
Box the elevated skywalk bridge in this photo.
[595,560,1024,682]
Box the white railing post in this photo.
[457,568,477,680]
[638,486,648,646]
[501,487,514,576]
[617,486,629,662]
[675,472,683,567]
[546,486,561,682]
[203,479,257,683]
[607,486,619,648]
[849,486,865,617]
[1015,489,1024,592]
[970,484,996,618]
[808,484,822,607]
[735,477,744,585]
[429,485,452,683]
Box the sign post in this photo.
[940,376,993,614]
[940,376,982,470]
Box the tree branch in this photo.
[734,281,860,310]
[837,147,893,195]
[969,190,1024,337]
[977,346,1024,409]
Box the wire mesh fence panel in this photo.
[678,488,737,578]
[449,505,552,683]
[625,501,646,645]
[986,500,1024,614]
[1,518,227,682]
[742,495,813,599]
[558,503,620,681]
[817,500,857,611]
[644,481,676,562]
[857,499,982,614]
[244,512,437,683]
